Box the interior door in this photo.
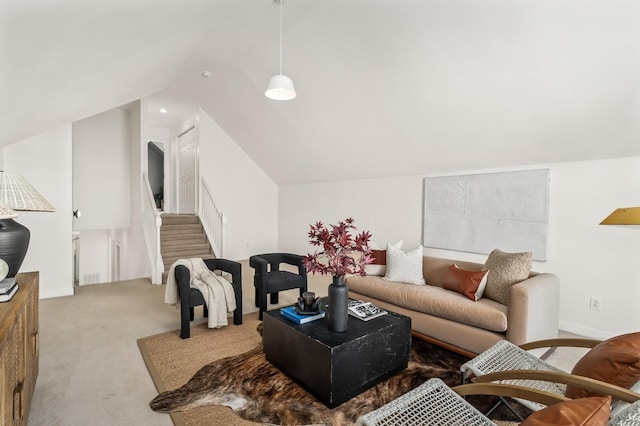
[177,127,197,214]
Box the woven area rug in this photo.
[138,312,529,425]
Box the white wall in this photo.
[72,108,131,230]
[2,125,74,299]
[279,157,640,339]
[279,175,424,253]
[71,105,151,284]
[76,230,110,284]
[77,101,149,284]
[197,109,278,260]
[126,101,150,280]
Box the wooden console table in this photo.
[0,272,39,425]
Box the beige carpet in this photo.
[138,312,265,426]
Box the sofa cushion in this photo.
[442,264,489,301]
[383,243,425,285]
[347,275,507,332]
[565,332,640,399]
[482,249,532,305]
[422,256,484,288]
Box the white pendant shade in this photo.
[265,74,296,100]
[265,0,296,101]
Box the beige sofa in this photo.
[346,255,560,356]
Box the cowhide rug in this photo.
[150,328,528,425]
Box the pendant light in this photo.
[265,0,296,100]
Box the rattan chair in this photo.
[357,378,640,426]
[461,338,640,419]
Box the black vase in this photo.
[327,275,348,332]
[0,219,30,278]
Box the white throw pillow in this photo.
[387,240,403,250]
[383,243,425,285]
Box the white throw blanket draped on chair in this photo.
[164,258,237,328]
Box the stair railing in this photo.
[199,177,226,258]
[142,173,163,284]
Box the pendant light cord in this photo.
[279,0,283,75]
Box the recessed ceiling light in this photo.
[201,71,211,78]
[159,108,167,114]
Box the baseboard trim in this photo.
[559,321,612,340]
[40,288,74,299]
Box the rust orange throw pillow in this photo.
[442,264,489,301]
[365,249,387,276]
[371,249,386,265]
[565,332,640,399]
[521,396,610,426]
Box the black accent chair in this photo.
[175,258,243,339]
[249,253,308,320]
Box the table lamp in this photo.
[0,171,55,278]
[600,207,640,228]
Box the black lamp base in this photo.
[0,219,30,278]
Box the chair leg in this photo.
[189,307,195,321]
[259,292,268,321]
[270,292,279,304]
[203,304,208,318]
[180,307,191,339]
[487,397,524,422]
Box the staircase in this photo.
[160,214,215,284]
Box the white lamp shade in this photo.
[600,207,640,229]
[0,171,55,211]
[265,74,297,100]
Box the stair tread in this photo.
[161,246,209,253]
[161,214,199,221]
[161,226,203,232]
[163,253,215,261]
[161,232,205,237]
[161,241,209,248]
[162,250,213,258]
[163,254,213,260]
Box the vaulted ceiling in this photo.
[2,0,639,185]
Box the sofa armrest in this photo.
[506,273,560,345]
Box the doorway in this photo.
[147,141,165,211]
[177,127,197,214]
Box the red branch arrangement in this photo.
[304,218,373,277]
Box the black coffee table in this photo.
[262,306,411,408]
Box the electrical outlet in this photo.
[589,297,601,312]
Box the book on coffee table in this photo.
[280,306,325,324]
[348,299,387,321]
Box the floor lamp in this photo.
[0,171,55,278]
